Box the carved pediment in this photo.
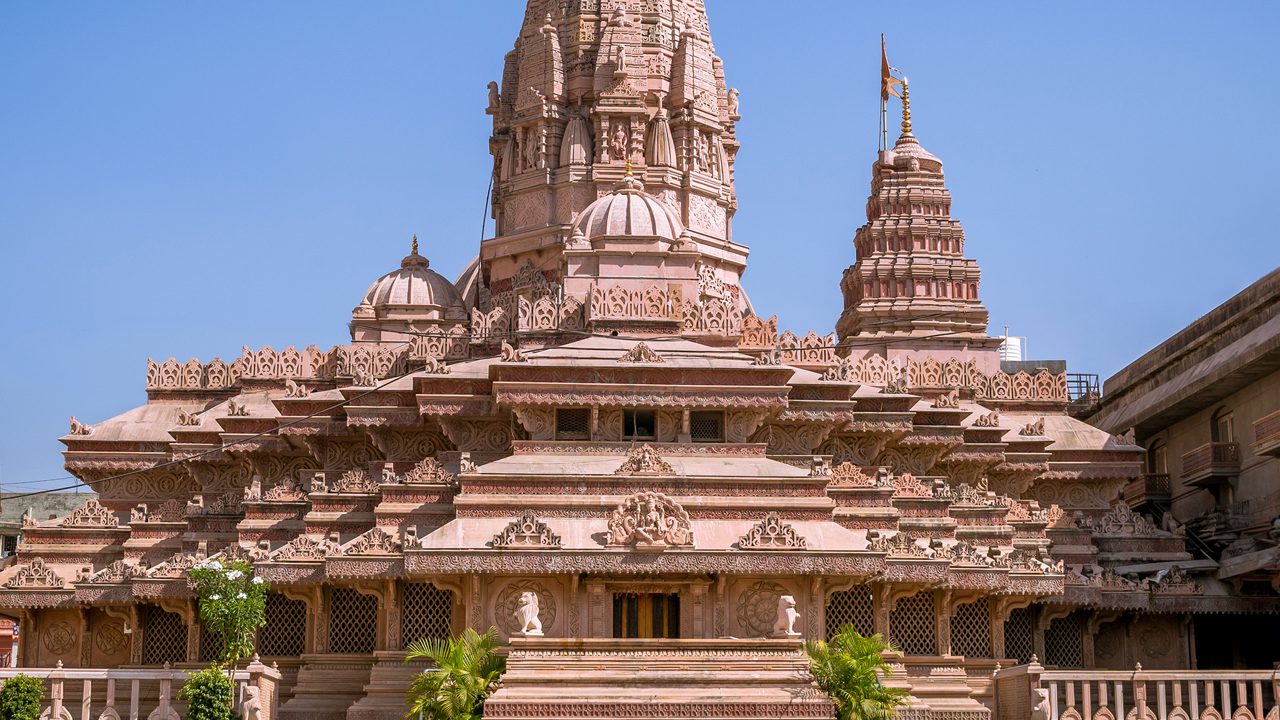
[617,342,663,364]
[606,491,693,548]
[5,558,66,589]
[890,472,932,498]
[1019,418,1046,437]
[867,531,927,558]
[492,510,561,549]
[614,445,675,476]
[147,553,202,579]
[263,478,305,502]
[404,457,456,486]
[87,560,144,585]
[272,535,335,562]
[61,498,119,528]
[344,527,402,556]
[330,469,379,494]
[828,463,876,487]
[1092,502,1159,535]
[738,513,806,550]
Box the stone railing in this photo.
[994,661,1279,720]
[1122,473,1171,508]
[1181,441,1241,482]
[0,659,282,720]
[1253,409,1280,457]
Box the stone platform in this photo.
[483,637,833,720]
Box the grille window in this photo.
[689,411,724,443]
[141,606,187,665]
[403,582,454,645]
[1044,611,1084,667]
[329,587,378,654]
[825,586,874,640]
[889,590,936,656]
[622,409,656,440]
[950,598,992,658]
[556,408,591,440]
[260,593,307,657]
[1004,607,1034,664]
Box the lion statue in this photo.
[513,590,543,636]
[772,594,800,637]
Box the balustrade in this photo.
[0,658,281,720]
[1181,442,1241,485]
[1254,409,1280,457]
[994,661,1280,720]
[1123,473,1172,508]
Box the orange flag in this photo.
[881,34,902,100]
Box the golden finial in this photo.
[900,79,912,136]
[625,159,633,177]
[411,234,419,255]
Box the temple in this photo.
[3,3,1277,720]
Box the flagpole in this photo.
[879,34,887,151]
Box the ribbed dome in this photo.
[357,243,466,314]
[571,176,685,243]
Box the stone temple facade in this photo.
[5,2,1278,720]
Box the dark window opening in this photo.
[689,411,724,443]
[555,408,591,440]
[623,409,656,440]
[612,593,679,638]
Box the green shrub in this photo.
[178,666,234,720]
[803,626,908,720]
[0,674,45,720]
[187,559,270,667]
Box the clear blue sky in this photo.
[2,1,1278,491]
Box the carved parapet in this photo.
[738,314,778,351]
[409,326,469,361]
[777,330,837,369]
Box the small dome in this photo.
[571,176,685,243]
[357,239,466,315]
[890,134,942,171]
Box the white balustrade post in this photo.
[80,679,91,720]
[49,661,65,720]
[1133,663,1147,720]
[157,663,172,720]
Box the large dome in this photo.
[354,240,467,319]
[570,176,685,243]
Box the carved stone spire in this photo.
[467,0,747,343]
[835,75,998,365]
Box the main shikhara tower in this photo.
[2,4,1275,720]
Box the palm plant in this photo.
[803,625,908,720]
[404,628,506,720]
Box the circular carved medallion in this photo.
[736,581,786,637]
[495,582,556,636]
[43,621,76,655]
[95,621,128,655]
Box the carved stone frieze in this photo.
[738,513,806,550]
[343,527,401,556]
[492,510,562,549]
[4,558,66,589]
[613,445,675,476]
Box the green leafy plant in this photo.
[188,559,270,667]
[803,625,908,720]
[404,628,506,720]
[0,674,45,720]
[178,666,234,720]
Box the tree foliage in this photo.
[0,674,45,720]
[803,626,908,720]
[177,666,234,720]
[404,628,506,720]
[188,559,270,667]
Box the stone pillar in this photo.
[873,585,891,638]
[990,601,1006,660]
[314,587,329,654]
[385,580,402,651]
[18,610,34,667]
[78,608,91,668]
[713,575,727,638]
[567,575,581,638]
[1082,612,1099,669]
[465,574,483,631]
[689,584,706,638]
[246,654,284,720]
[936,590,953,657]
[184,599,199,663]
[807,576,823,640]
[128,606,142,665]
[587,581,606,638]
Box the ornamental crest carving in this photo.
[88,560,144,584]
[217,543,268,564]
[61,498,118,528]
[606,491,693,548]
[404,457,456,486]
[613,445,675,476]
[5,558,65,589]
[1092,502,1159,535]
[263,478,305,502]
[932,389,960,409]
[617,342,663,364]
[331,469,378,494]
[973,410,1000,428]
[272,535,335,562]
[146,552,201,579]
[867,531,927,558]
[344,527,401,556]
[891,473,931,498]
[1148,565,1202,596]
[1019,418,1046,437]
[492,510,561,549]
[738,513,806,550]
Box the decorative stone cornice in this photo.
[491,510,562,549]
[738,513,806,550]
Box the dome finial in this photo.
[411,234,419,255]
[625,159,633,178]
[900,78,913,137]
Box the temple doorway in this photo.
[612,592,680,638]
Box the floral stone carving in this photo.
[344,527,401,556]
[404,457,456,486]
[613,445,675,476]
[739,512,806,550]
[5,558,65,589]
[736,580,788,637]
[606,491,694,549]
[617,342,664,364]
[272,535,335,562]
[61,498,119,528]
[1092,502,1159,535]
[330,469,379,494]
[492,510,561,549]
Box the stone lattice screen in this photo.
[141,606,186,665]
[199,622,226,664]
[950,598,992,658]
[402,583,454,645]
[890,591,937,656]
[1004,607,1034,664]
[329,587,377,654]
[260,593,307,657]
[1044,611,1084,667]
[825,586,875,640]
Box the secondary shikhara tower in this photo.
[1,6,1275,720]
